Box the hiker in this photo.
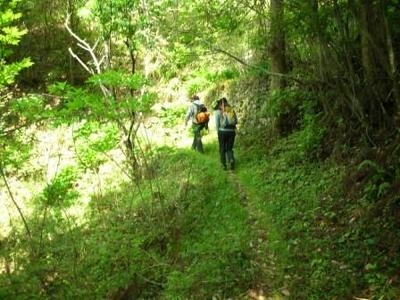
[214,97,238,170]
[185,95,209,153]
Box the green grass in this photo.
[2,120,400,299]
[236,136,351,298]
[0,141,258,299]
[235,131,400,299]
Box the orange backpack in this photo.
[194,104,210,124]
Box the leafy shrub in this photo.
[40,166,79,207]
[159,105,187,128]
[71,121,119,171]
[205,68,240,82]
[266,88,321,137]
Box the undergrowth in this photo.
[236,128,400,299]
[2,89,400,300]
[0,146,256,299]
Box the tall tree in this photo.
[358,1,399,129]
[60,0,157,176]
[269,0,287,90]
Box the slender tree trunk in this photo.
[383,10,400,119]
[360,3,376,87]
[269,0,287,91]
[310,0,327,82]
[67,0,76,84]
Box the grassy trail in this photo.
[195,133,282,299]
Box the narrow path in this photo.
[157,119,283,299]
[226,171,276,300]
[184,129,279,299]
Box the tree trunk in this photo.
[309,0,327,82]
[359,2,396,129]
[269,0,287,91]
[67,0,76,84]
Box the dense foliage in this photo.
[1,0,400,299]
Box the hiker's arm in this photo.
[214,110,221,129]
[184,105,192,125]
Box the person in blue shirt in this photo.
[214,97,238,170]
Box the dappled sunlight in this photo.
[138,121,218,151]
[0,106,220,238]
[142,100,219,151]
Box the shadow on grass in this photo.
[0,144,257,299]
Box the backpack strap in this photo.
[193,103,203,124]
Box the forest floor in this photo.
[226,171,275,300]
[1,101,287,299]
[183,133,285,299]
[3,96,398,298]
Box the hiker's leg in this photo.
[191,125,198,149]
[191,136,196,150]
[218,131,227,169]
[196,125,204,153]
[194,125,204,153]
[196,135,204,153]
[226,131,236,169]
[191,124,197,150]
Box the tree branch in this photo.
[208,43,307,85]
[68,47,94,74]
[64,13,111,97]
[0,163,32,240]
